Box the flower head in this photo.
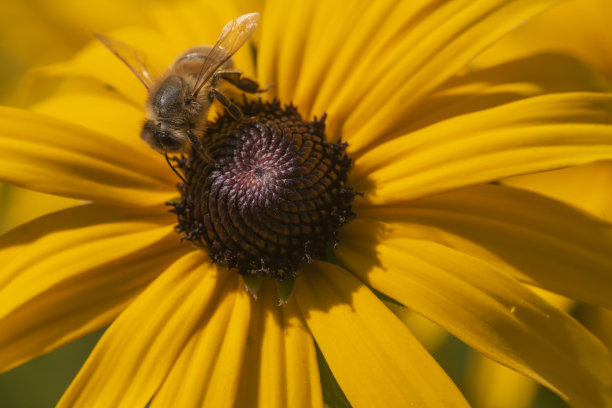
[2,0,612,407]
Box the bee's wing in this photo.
[192,12,260,97]
[95,33,158,90]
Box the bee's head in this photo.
[141,120,186,153]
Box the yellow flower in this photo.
[1,1,612,407]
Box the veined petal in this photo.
[355,184,612,308]
[352,92,612,203]
[294,261,469,408]
[289,0,396,119]
[290,0,560,149]
[258,0,317,104]
[235,282,323,408]
[151,274,249,408]
[0,107,177,206]
[58,252,230,408]
[0,204,182,372]
[337,230,612,407]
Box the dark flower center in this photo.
[170,101,358,279]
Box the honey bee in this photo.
[95,13,264,180]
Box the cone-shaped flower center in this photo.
[171,101,357,279]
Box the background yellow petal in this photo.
[0,204,184,373]
[0,107,177,206]
[0,0,152,100]
[355,184,612,308]
[352,93,612,204]
[336,228,612,407]
[58,252,229,408]
[295,261,469,408]
[235,282,323,408]
[151,275,249,408]
[19,27,170,107]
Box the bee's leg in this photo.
[164,152,187,184]
[210,88,243,120]
[186,128,217,166]
[213,71,273,93]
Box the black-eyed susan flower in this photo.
[1,0,612,407]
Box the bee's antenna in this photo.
[165,152,188,184]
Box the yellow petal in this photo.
[352,92,612,203]
[474,0,612,79]
[0,107,177,206]
[355,184,612,308]
[403,53,612,138]
[290,0,395,119]
[151,274,249,408]
[235,281,323,408]
[258,0,317,104]
[0,204,184,373]
[58,252,229,408]
[338,222,612,406]
[503,161,612,221]
[18,26,171,107]
[339,0,557,149]
[30,78,146,147]
[0,186,79,233]
[0,0,152,101]
[294,261,469,408]
[292,0,560,148]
